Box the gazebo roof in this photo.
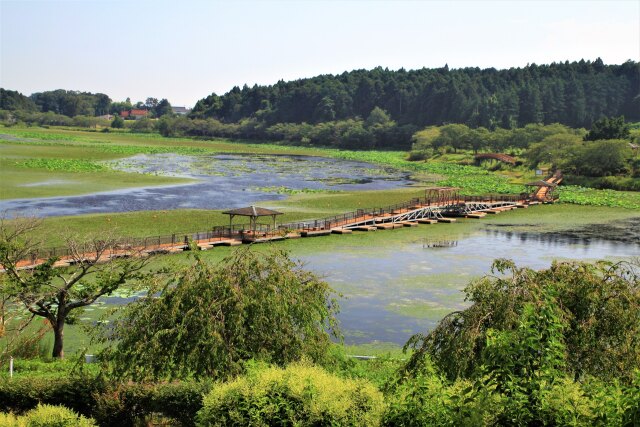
[525,180,557,187]
[222,206,283,217]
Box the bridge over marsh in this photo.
[9,170,563,269]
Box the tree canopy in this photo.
[585,115,631,141]
[402,259,640,384]
[192,59,639,129]
[101,247,340,381]
[0,218,150,358]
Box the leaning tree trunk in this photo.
[52,318,65,359]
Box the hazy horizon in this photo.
[1,0,638,108]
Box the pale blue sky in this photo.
[1,0,638,107]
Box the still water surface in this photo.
[7,151,638,346]
[96,225,640,346]
[2,153,410,217]
[299,228,640,345]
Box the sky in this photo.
[1,0,639,107]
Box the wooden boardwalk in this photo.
[7,177,561,269]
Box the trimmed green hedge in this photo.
[0,375,210,427]
[0,377,102,417]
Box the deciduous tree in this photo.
[0,217,150,358]
[101,247,340,381]
[403,259,640,384]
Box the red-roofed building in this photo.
[120,109,149,120]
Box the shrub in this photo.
[0,371,209,427]
[92,381,211,427]
[0,376,103,417]
[196,361,385,427]
[537,378,596,425]
[23,404,96,426]
[0,412,22,427]
[151,381,211,427]
[91,384,152,427]
[621,371,640,426]
[384,361,503,427]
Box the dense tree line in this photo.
[192,59,639,130]
[0,89,174,119]
[410,122,586,157]
[156,107,415,149]
[30,89,112,117]
[0,89,38,112]
[2,59,638,150]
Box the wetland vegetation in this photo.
[2,60,640,426]
[1,125,640,354]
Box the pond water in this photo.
[98,221,640,347]
[1,153,411,217]
[298,226,640,346]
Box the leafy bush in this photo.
[150,381,211,427]
[537,378,596,426]
[91,384,152,427]
[384,364,503,426]
[0,412,22,427]
[4,404,97,427]
[196,361,385,427]
[24,404,95,427]
[92,381,211,427]
[0,375,103,417]
[621,371,640,426]
[0,372,210,427]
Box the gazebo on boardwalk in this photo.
[222,206,283,235]
[424,187,460,205]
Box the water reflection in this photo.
[485,228,636,248]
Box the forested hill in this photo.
[192,59,640,129]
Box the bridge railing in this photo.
[15,193,530,264]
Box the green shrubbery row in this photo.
[1,362,638,427]
[0,375,209,426]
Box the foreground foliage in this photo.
[196,361,385,427]
[1,404,96,427]
[395,259,640,426]
[2,258,640,426]
[100,247,340,381]
[404,259,640,383]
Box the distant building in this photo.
[172,106,191,115]
[120,109,149,120]
[98,114,114,120]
